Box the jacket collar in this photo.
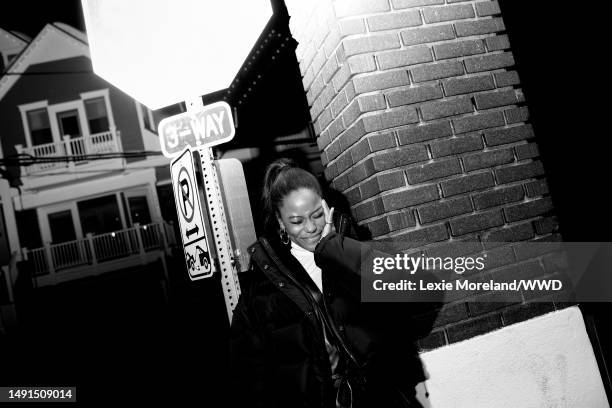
[248,237,323,330]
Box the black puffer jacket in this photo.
[229,232,426,408]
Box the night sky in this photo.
[0,0,84,38]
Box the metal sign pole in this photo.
[185,97,241,322]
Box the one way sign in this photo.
[170,147,213,280]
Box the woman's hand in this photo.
[321,199,336,239]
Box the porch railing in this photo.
[24,222,175,277]
[16,127,122,175]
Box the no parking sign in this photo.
[170,147,213,280]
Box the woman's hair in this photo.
[261,158,322,233]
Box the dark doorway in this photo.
[56,109,82,139]
[48,210,77,244]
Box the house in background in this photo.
[0,23,180,290]
[0,28,28,73]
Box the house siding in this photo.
[0,56,146,185]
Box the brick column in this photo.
[285,0,563,347]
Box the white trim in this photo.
[14,168,157,210]
[134,100,144,130]
[0,180,21,255]
[18,100,50,148]
[134,100,156,133]
[21,159,125,191]
[155,179,173,186]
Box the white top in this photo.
[290,241,339,373]
[290,241,323,292]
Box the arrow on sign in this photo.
[186,225,199,239]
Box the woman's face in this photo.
[277,188,325,252]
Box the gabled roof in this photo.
[0,23,90,101]
[8,30,31,43]
[0,27,29,47]
[0,27,29,57]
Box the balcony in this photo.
[16,127,122,176]
[22,222,178,287]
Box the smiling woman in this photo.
[229,158,425,408]
[276,187,328,251]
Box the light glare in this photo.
[82,0,272,109]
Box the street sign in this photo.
[165,97,243,321]
[158,101,235,158]
[170,147,214,280]
[81,0,272,109]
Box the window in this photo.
[139,103,156,133]
[26,108,53,146]
[78,195,122,235]
[84,97,110,134]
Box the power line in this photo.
[1,70,95,75]
[0,150,164,166]
[21,165,169,177]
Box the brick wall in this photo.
[285,0,566,349]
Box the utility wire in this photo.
[0,150,164,166]
[1,71,95,75]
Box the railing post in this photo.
[134,223,146,264]
[110,125,119,151]
[86,233,98,267]
[113,127,126,168]
[15,144,28,177]
[63,135,74,169]
[84,131,91,155]
[44,242,55,277]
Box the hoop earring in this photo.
[279,228,290,246]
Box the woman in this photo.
[230,159,425,408]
